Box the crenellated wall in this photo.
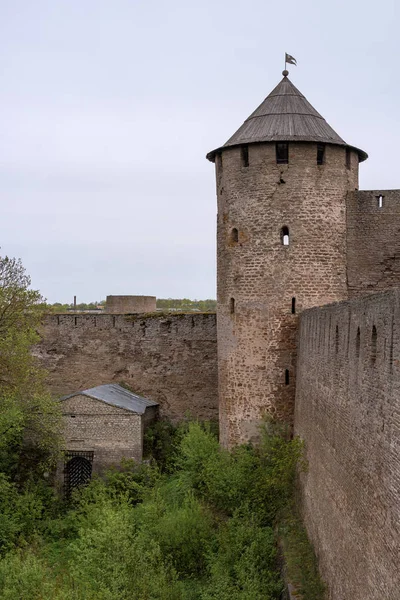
[347,189,400,297]
[295,289,400,600]
[34,313,218,423]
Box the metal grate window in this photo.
[64,451,94,497]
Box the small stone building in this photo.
[59,383,158,494]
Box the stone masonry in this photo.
[215,141,358,446]
[105,295,156,313]
[35,313,217,423]
[61,394,156,468]
[295,290,400,600]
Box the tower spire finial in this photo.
[284,52,297,77]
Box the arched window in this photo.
[377,195,384,209]
[371,325,377,364]
[65,454,93,497]
[231,228,239,243]
[281,226,290,246]
[229,298,235,314]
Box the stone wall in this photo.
[105,295,156,313]
[35,313,218,423]
[295,290,400,600]
[61,394,153,468]
[216,141,358,446]
[347,189,400,297]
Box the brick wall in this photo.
[216,141,358,446]
[347,189,400,296]
[295,290,400,600]
[35,313,217,423]
[61,394,147,467]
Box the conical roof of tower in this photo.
[206,75,367,162]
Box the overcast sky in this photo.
[1,0,399,303]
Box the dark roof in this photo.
[206,75,367,162]
[60,383,158,414]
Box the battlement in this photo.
[36,312,218,422]
[44,312,216,339]
[295,288,400,599]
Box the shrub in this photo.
[202,512,282,600]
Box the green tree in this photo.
[0,254,62,476]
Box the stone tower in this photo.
[207,72,367,447]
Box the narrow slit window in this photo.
[335,325,339,354]
[74,317,77,327]
[281,226,290,246]
[231,228,239,243]
[317,144,325,165]
[113,316,116,328]
[285,369,290,385]
[229,298,235,314]
[377,195,384,208]
[371,325,377,364]
[291,297,296,314]
[356,327,360,358]
[241,145,249,168]
[346,148,351,170]
[276,143,289,164]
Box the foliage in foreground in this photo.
[0,254,62,480]
[0,421,322,599]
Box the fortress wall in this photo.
[105,295,156,313]
[35,313,218,422]
[347,189,400,297]
[294,290,400,600]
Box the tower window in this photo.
[276,143,289,164]
[281,226,290,246]
[231,228,239,243]
[356,327,360,358]
[335,325,339,354]
[285,369,290,385]
[377,195,384,208]
[317,144,325,165]
[291,297,296,314]
[371,325,377,364]
[346,148,351,170]
[229,298,235,314]
[241,146,249,168]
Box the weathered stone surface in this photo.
[105,295,156,313]
[216,141,358,446]
[347,190,400,297]
[61,394,156,467]
[35,313,218,423]
[295,289,400,600]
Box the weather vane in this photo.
[283,53,297,77]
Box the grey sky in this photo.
[1,0,398,303]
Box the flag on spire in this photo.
[285,53,297,66]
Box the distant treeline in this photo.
[47,298,217,312]
[156,298,216,312]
